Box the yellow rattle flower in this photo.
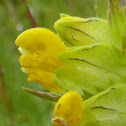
[15,28,67,92]
[52,91,83,126]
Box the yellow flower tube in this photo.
[15,28,67,92]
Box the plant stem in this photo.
[22,0,37,27]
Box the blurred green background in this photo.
[0,0,124,126]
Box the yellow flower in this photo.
[15,28,67,92]
[52,91,83,126]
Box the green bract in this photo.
[81,84,126,126]
[54,44,126,98]
[52,0,126,99]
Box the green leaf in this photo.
[54,44,126,98]
[81,84,126,125]
[54,15,121,50]
[22,87,62,102]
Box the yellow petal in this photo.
[27,68,62,92]
[15,28,67,57]
[52,91,83,126]
[19,51,61,72]
[15,28,67,92]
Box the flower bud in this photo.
[52,91,83,126]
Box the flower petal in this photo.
[52,91,83,126]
